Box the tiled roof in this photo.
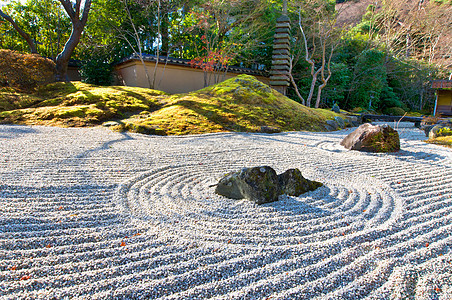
[117,54,268,77]
[432,80,452,89]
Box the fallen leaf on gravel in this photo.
[58,206,63,210]
[120,241,126,247]
[435,287,442,292]
[133,233,141,237]
[45,244,52,248]
[20,275,30,281]
[425,243,429,247]
[9,266,17,271]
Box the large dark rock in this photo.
[278,168,322,197]
[215,166,280,204]
[340,123,400,153]
[215,166,322,204]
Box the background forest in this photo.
[1,0,451,114]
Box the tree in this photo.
[289,0,342,108]
[348,49,388,110]
[0,7,37,53]
[185,0,269,87]
[55,0,92,81]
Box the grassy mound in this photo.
[0,75,342,135]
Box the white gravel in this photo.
[0,123,451,299]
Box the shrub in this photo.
[80,48,113,86]
[422,115,440,125]
[0,49,55,91]
[383,107,405,116]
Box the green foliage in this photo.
[378,86,401,110]
[0,49,55,91]
[0,0,71,58]
[80,48,113,86]
[320,62,352,107]
[383,107,405,116]
[349,49,387,109]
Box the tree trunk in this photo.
[55,0,91,82]
[306,68,321,107]
[0,9,37,54]
[55,23,83,81]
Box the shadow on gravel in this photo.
[262,186,332,217]
[388,149,447,163]
[75,131,134,159]
[0,125,37,139]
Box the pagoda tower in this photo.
[269,5,290,95]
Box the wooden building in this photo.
[432,80,452,116]
[114,54,269,94]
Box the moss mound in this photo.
[426,136,452,148]
[0,75,342,135]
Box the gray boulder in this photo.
[278,168,322,197]
[331,103,340,113]
[326,120,339,131]
[215,166,322,204]
[334,116,346,129]
[422,124,435,137]
[340,123,400,153]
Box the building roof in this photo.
[432,80,452,89]
[116,54,269,77]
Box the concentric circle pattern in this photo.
[1,123,451,299]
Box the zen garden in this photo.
[0,0,451,299]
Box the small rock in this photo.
[334,116,346,129]
[340,123,400,153]
[422,124,435,137]
[102,121,121,127]
[326,120,339,131]
[331,103,340,113]
[260,126,281,134]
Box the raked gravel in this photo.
[0,123,451,299]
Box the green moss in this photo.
[438,127,452,137]
[426,136,452,148]
[368,131,400,152]
[0,74,353,135]
[55,106,87,118]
